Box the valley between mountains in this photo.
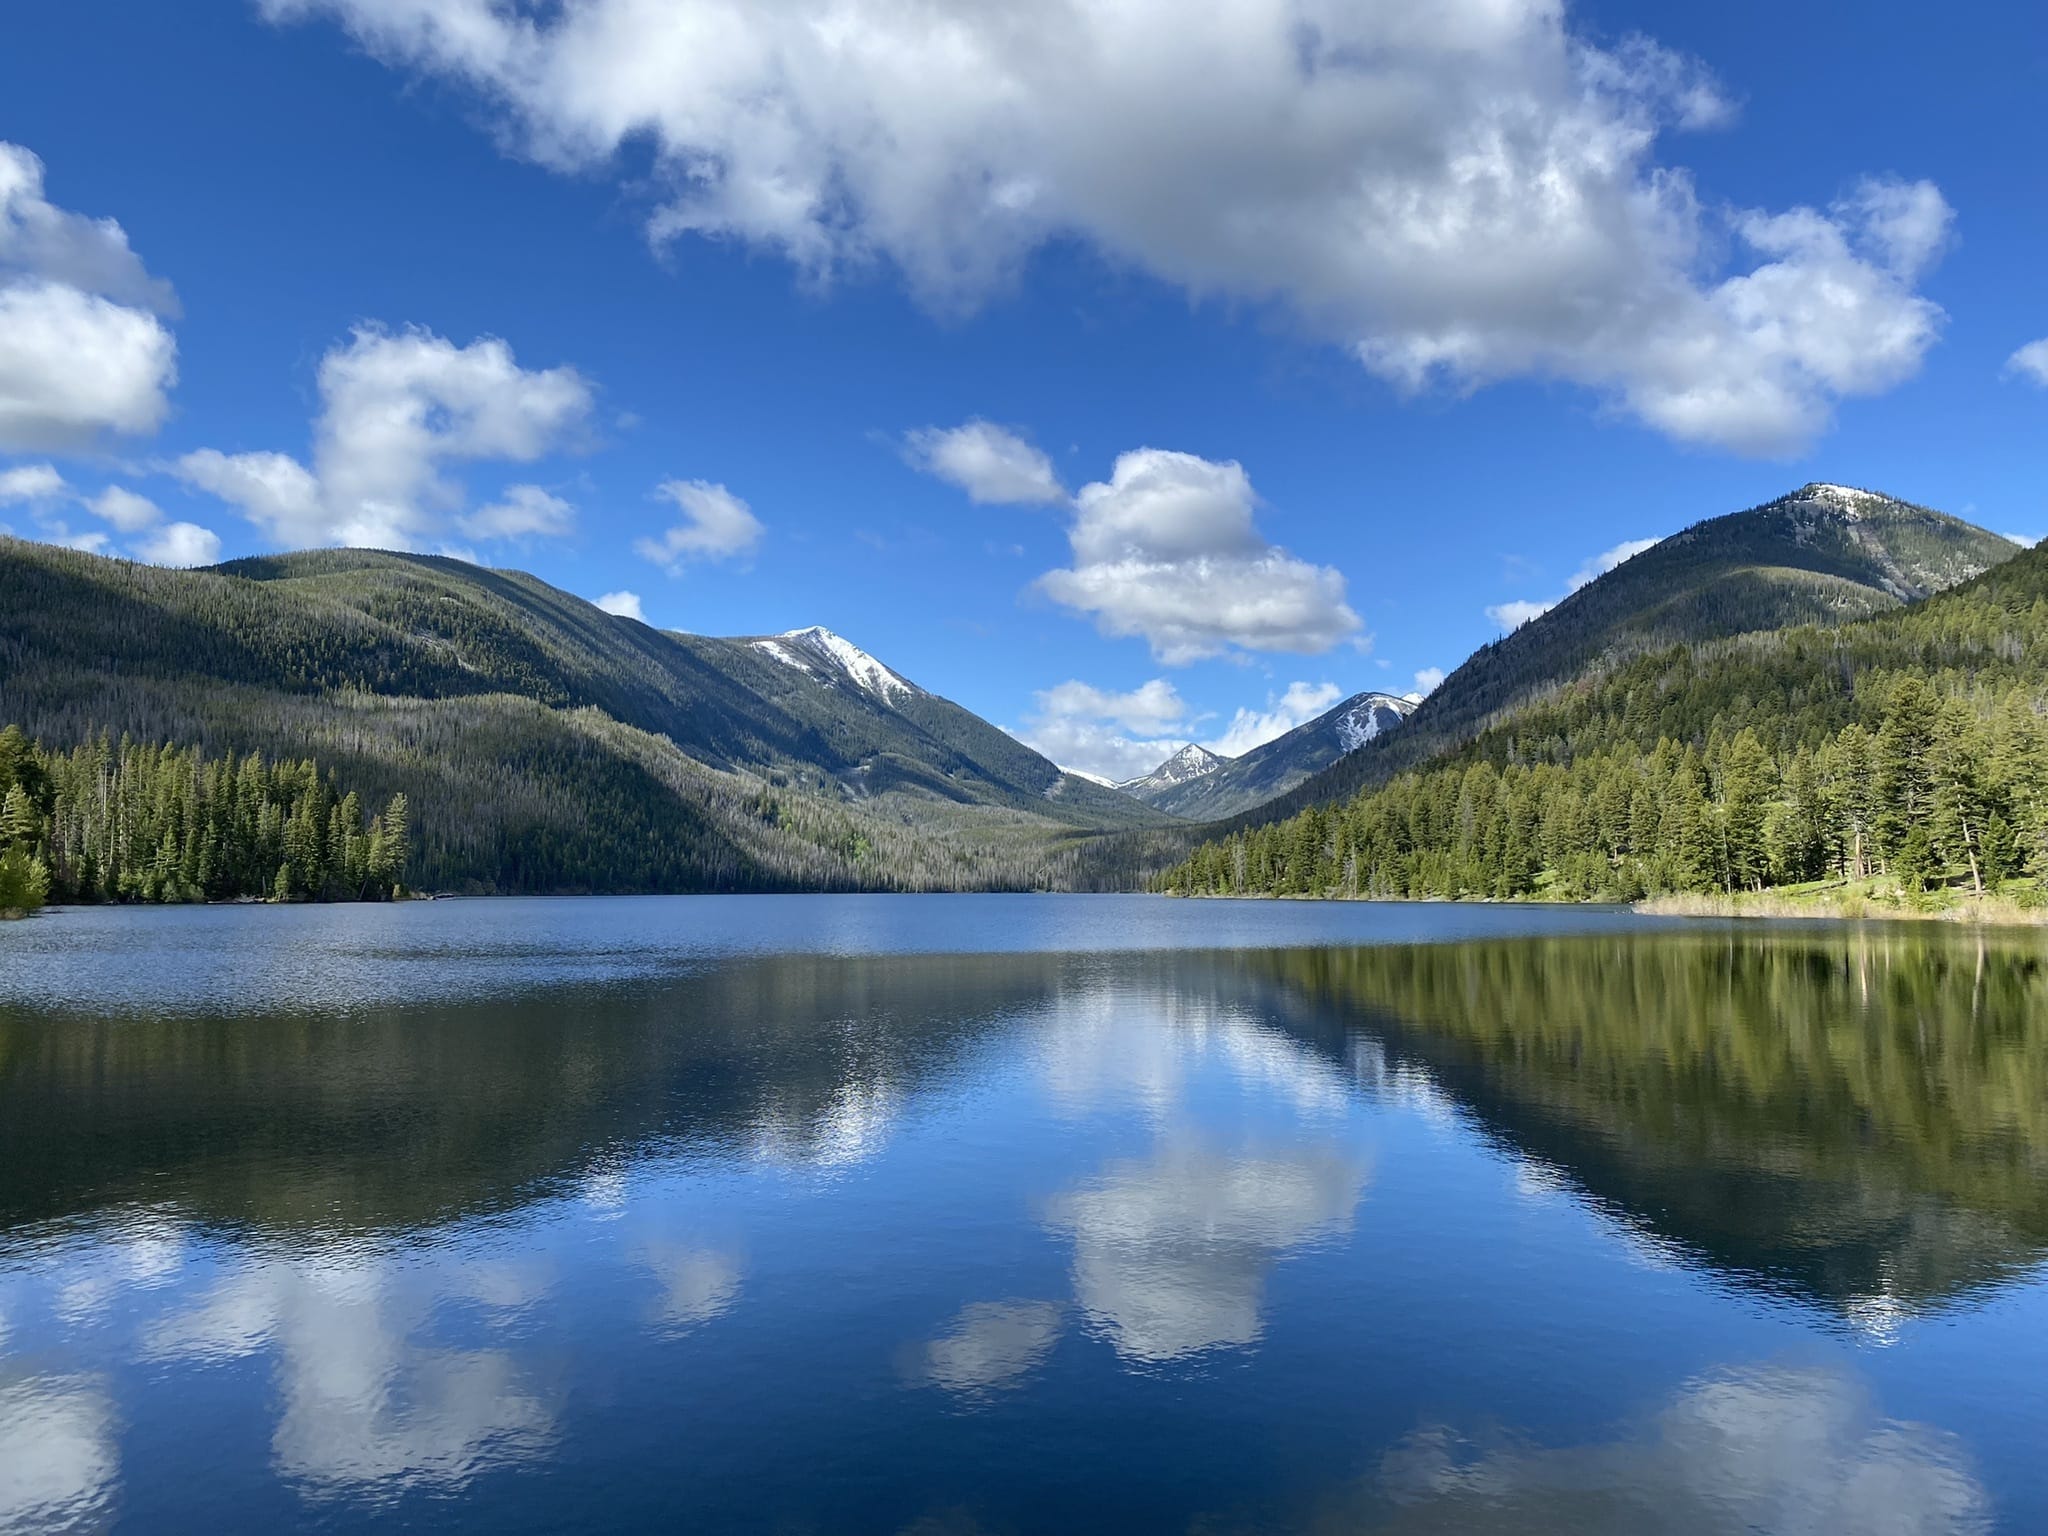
[2,482,2040,907]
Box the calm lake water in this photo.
[2,895,2045,1534]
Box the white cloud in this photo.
[1489,534,1662,630]
[266,1,1949,455]
[177,325,592,549]
[1207,681,1342,757]
[87,485,161,533]
[1011,677,1196,782]
[1486,597,1554,632]
[22,478,224,567]
[0,143,178,452]
[1039,449,1361,664]
[2005,339,2048,387]
[633,479,765,573]
[2001,533,2040,550]
[594,589,646,620]
[0,462,65,503]
[1569,536,1661,590]
[1413,666,1446,695]
[1014,672,1347,781]
[459,483,576,540]
[905,419,1063,505]
[136,521,223,568]
[1035,678,1188,733]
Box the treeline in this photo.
[0,725,409,911]
[1162,546,2048,904]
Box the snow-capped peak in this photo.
[1790,483,1882,520]
[1333,691,1417,752]
[750,626,921,703]
[1117,743,1226,794]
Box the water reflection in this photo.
[146,1247,556,1496]
[1357,1366,1990,1534]
[1248,933,2048,1318]
[917,1301,1064,1397]
[0,919,2044,1529]
[0,1372,118,1534]
[1047,1139,1366,1364]
[638,1244,744,1332]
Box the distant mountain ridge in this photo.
[1112,691,1418,821]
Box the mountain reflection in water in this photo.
[0,905,2042,1533]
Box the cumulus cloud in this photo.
[2007,339,2048,387]
[1014,673,1349,782]
[905,420,1064,505]
[1485,598,1553,632]
[87,485,162,533]
[1039,449,1361,664]
[1569,537,1662,591]
[633,479,765,573]
[47,525,111,553]
[1413,666,1446,696]
[176,326,592,549]
[1036,678,1188,733]
[135,521,223,568]
[2001,533,2041,550]
[1208,681,1343,757]
[459,483,575,540]
[1012,678,1196,783]
[0,461,65,504]
[266,1,1949,454]
[0,470,222,566]
[0,142,178,452]
[594,589,646,620]
[1488,535,1662,630]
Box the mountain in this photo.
[1133,691,1418,820]
[1237,484,2018,828]
[1116,744,1225,801]
[0,540,1171,894]
[1162,529,2048,905]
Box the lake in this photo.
[2,895,2044,1534]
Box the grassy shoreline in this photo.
[1635,879,2048,926]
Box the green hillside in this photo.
[1247,484,2017,825]
[0,539,1170,895]
[1161,537,2048,908]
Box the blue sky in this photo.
[2,0,2044,780]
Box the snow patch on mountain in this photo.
[1791,482,1880,521]
[752,626,920,703]
[1063,768,1119,789]
[1334,692,1417,752]
[1117,743,1226,795]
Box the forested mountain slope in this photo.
[1162,539,2048,905]
[1242,485,2017,829]
[0,540,1169,894]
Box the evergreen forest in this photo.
[0,725,410,913]
[1160,542,2048,909]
